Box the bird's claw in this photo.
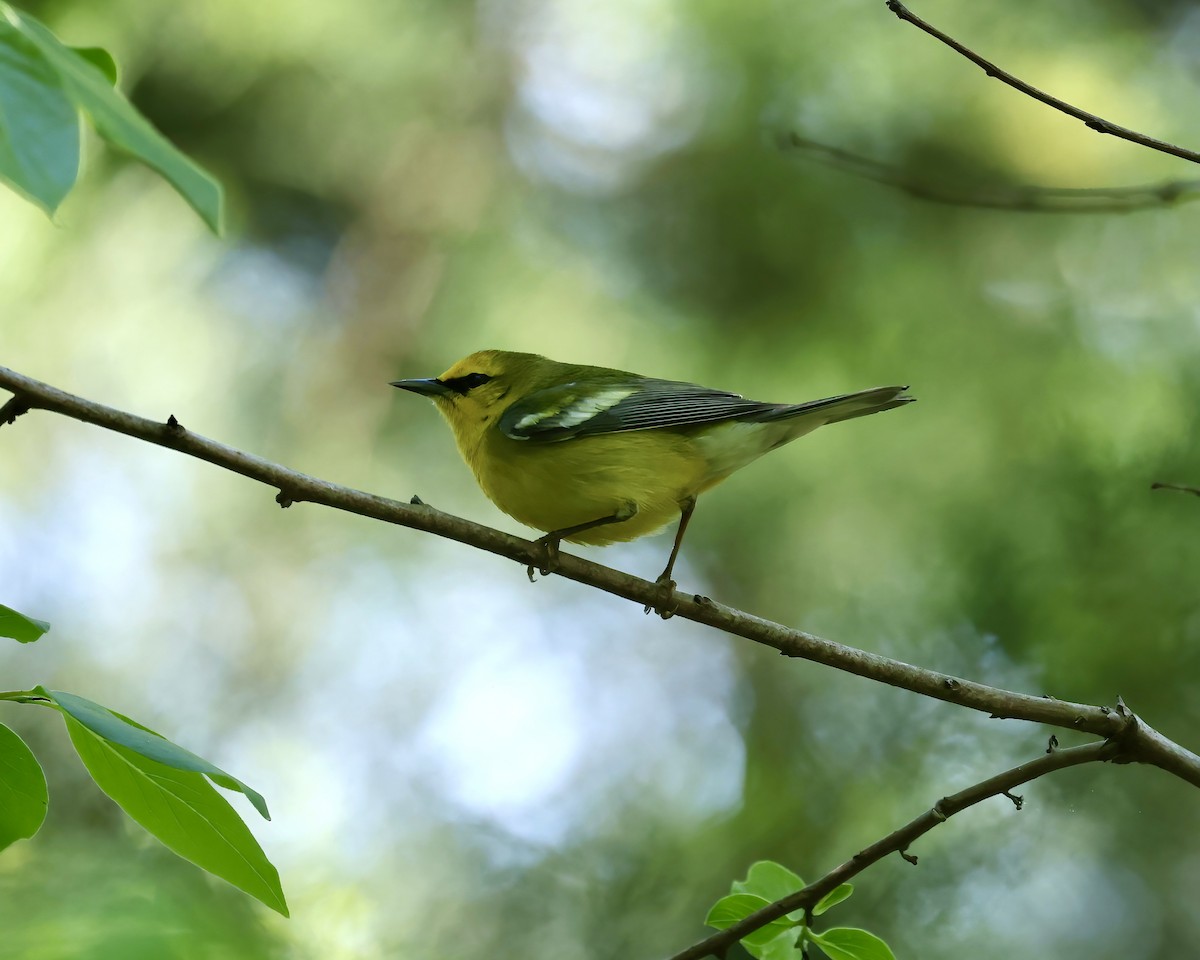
[527,536,561,582]
[644,574,679,619]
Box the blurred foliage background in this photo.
[3,0,1200,957]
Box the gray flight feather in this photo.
[498,378,911,442]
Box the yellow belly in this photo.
[466,429,710,544]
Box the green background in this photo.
[3,0,1200,957]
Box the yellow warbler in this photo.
[393,350,913,604]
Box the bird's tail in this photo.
[756,386,915,425]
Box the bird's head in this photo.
[391,350,544,447]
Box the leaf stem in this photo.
[0,689,49,702]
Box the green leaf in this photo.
[813,883,854,916]
[0,12,79,215]
[811,927,896,960]
[745,929,803,960]
[707,892,769,927]
[63,713,288,916]
[733,860,806,902]
[39,688,269,819]
[0,603,50,643]
[0,721,48,851]
[732,860,807,921]
[0,4,222,232]
[706,893,796,946]
[68,45,117,85]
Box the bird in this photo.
[392,350,913,613]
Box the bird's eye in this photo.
[443,371,493,394]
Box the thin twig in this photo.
[666,740,1116,960]
[1151,482,1200,498]
[886,1,1200,167]
[2,364,1200,788]
[781,133,1200,213]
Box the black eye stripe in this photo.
[443,372,493,394]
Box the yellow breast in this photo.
[462,428,710,545]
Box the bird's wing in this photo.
[498,378,783,442]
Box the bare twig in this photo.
[3,364,1200,788]
[886,1,1200,167]
[667,740,1116,960]
[781,133,1200,213]
[1151,482,1200,498]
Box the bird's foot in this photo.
[527,535,562,582]
[644,574,679,619]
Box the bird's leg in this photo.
[645,496,696,618]
[527,502,638,581]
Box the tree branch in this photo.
[1151,482,1200,498]
[886,1,1200,167]
[666,739,1116,960]
[3,364,1200,788]
[780,133,1200,213]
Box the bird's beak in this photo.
[390,378,454,398]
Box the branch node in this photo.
[410,494,425,505]
[694,594,712,605]
[276,491,294,509]
[942,676,960,690]
[165,414,185,434]
[1046,734,1059,754]
[931,801,949,822]
[1107,698,1140,756]
[1002,790,1024,810]
[900,848,919,865]
[0,396,30,426]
